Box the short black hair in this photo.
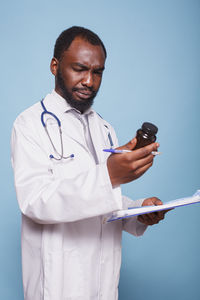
[54,26,107,61]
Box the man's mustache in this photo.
[72,87,95,94]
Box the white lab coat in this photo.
[11,91,147,300]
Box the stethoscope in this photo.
[40,99,114,160]
[40,99,74,160]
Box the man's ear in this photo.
[50,57,59,76]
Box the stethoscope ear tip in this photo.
[49,154,54,159]
[70,154,75,158]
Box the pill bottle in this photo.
[135,122,158,149]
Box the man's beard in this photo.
[56,69,97,113]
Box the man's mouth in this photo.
[73,89,93,100]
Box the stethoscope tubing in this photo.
[40,99,74,160]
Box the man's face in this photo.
[51,37,106,112]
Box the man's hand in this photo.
[137,197,170,225]
[107,138,159,187]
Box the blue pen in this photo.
[103,149,161,155]
[103,149,132,154]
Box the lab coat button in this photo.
[48,168,53,174]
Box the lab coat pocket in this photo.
[52,158,77,179]
[44,249,84,300]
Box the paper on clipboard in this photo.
[105,190,200,223]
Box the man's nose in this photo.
[81,71,93,88]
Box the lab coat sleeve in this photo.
[122,195,148,236]
[108,126,148,236]
[11,118,123,224]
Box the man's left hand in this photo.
[137,197,170,225]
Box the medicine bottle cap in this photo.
[142,122,158,135]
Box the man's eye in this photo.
[73,67,84,72]
[94,70,103,75]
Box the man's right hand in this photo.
[107,138,159,187]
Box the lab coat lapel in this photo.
[61,117,89,153]
[88,113,108,164]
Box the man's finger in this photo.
[129,142,159,160]
[131,153,154,171]
[133,161,154,178]
[138,214,157,225]
[154,199,163,206]
[117,138,137,151]
[156,210,165,220]
[116,139,159,160]
[138,214,151,224]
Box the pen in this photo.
[151,151,161,156]
[103,149,161,155]
[103,149,132,154]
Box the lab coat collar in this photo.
[42,90,107,163]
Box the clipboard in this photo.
[105,190,200,222]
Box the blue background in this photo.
[1,0,199,299]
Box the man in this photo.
[11,26,167,300]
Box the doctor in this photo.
[11,26,167,300]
